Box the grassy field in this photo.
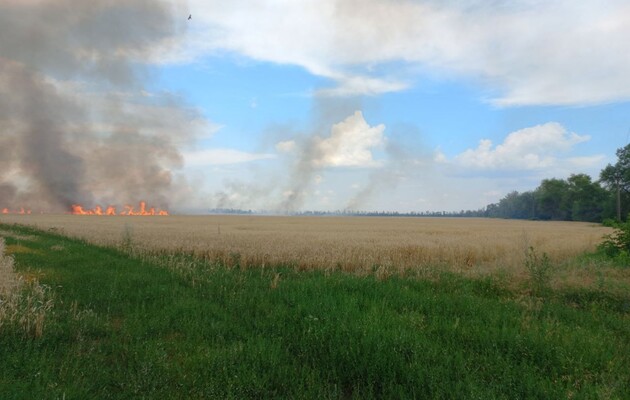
[1,221,629,398]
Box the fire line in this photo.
[71,201,168,216]
[1,202,168,216]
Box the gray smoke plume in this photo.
[277,135,325,212]
[345,141,406,211]
[277,98,363,212]
[0,0,197,212]
[207,97,393,213]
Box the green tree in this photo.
[565,174,607,222]
[600,144,630,221]
[486,191,536,219]
[535,178,570,220]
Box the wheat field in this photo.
[0,215,615,284]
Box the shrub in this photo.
[598,219,630,261]
[601,218,619,228]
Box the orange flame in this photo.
[1,207,32,215]
[70,201,169,216]
[1,202,168,216]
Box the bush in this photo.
[599,220,630,256]
[601,218,619,228]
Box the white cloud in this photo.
[313,111,385,167]
[455,122,591,170]
[316,74,409,97]
[184,148,275,166]
[173,0,630,104]
[433,149,447,164]
[567,155,607,169]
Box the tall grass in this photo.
[0,237,18,294]
[0,237,54,338]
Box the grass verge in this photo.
[0,223,629,399]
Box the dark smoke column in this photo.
[0,0,192,212]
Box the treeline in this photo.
[486,143,630,223]
[483,174,615,222]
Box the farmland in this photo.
[1,216,629,398]
[0,215,618,287]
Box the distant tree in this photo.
[498,191,521,218]
[485,203,500,218]
[565,174,607,222]
[536,178,570,220]
[516,191,537,219]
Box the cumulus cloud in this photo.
[455,122,592,170]
[178,0,630,105]
[313,111,385,167]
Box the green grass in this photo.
[1,223,629,399]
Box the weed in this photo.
[270,272,281,289]
[525,246,553,296]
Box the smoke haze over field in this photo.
[0,0,200,212]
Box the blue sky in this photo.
[4,0,627,213]
[139,0,629,212]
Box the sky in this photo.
[1,0,630,213]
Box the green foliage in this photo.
[566,173,608,222]
[599,219,630,265]
[602,218,619,228]
[485,174,611,222]
[536,178,570,220]
[600,144,630,192]
[1,224,629,399]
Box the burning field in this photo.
[2,202,168,216]
[0,0,199,216]
[70,202,169,216]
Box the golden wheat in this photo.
[0,214,611,272]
